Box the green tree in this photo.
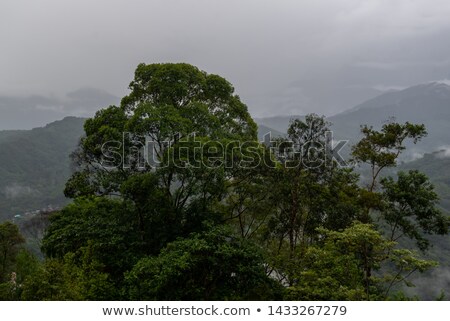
[262,115,363,284]
[285,222,436,300]
[125,227,283,300]
[42,197,143,290]
[351,122,448,247]
[0,222,25,282]
[352,122,427,194]
[21,248,116,301]
[42,63,267,300]
[60,63,258,252]
[21,258,81,300]
[380,170,449,250]
[66,63,257,199]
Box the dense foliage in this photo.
[1,63,448,300]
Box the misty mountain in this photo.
[257,82,450,158]
[255,115,303,134]
[0,88,119,130]
[257,125,285,141]
[0,117,85,221]
[0,117,282,222]
[331,82,450,151]
[399,149,450,212]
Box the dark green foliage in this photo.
[399,151,450,213]
[121,63,257,140]
[261,115,364,283]
[20,248,117,301]
[125,227,283,300]
[349,121,449,248]
[0,117,85,221]
[20,258,81,301]
[286,223,436,301]
[0,223,40,300]
[0,222,24,282]
[17,64,447,301]
[352,122,427,193]
[381,170,449,250]
[42,197,143,282]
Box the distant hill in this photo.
[399,149,450,212]
[0,87,119,130]
[256,82,450,158]
[0,117,285,221]
[330,82,450,151]
[0,117,86,221]
[257,124,285,141]
[255,115,303,133]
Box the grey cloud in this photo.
[436,146,450,159]
[405,266,450,300]
[2,183,36,199]
[0,88,119,129]
[1,0,450,124]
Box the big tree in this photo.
[41,63,275,300]
[58,63,260,249]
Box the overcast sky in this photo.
[1,0,450,129]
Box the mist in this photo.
[2,0,450,129]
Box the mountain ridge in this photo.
[0,116,86,221]
[256,81,450,157]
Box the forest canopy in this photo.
[1,63,448,301]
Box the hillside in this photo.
[256,84,450,299]
[256,82,450,158]
[257,124,285,141]
[0,117,86,221]
[255,115,303,133]
[399,150,450,212]
[394,151,450,298]
[0,117,285,221]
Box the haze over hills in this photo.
[0,87,119,130]
[0,117,85,221]
[256,125,284,141]
[399,149,450,213]
[257,82,450,159]
[395,150,450,298]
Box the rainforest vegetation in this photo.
[1,63,448,300]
